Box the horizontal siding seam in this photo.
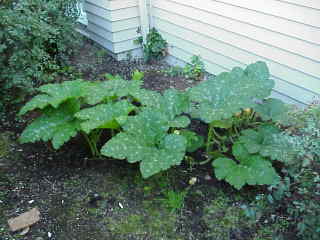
[168,44,231,71]
[155,16,320,81]
[88,24,139,44]
[275,0,320,10]
[155,1,320,47]
[154,6,320,62]
[114,37,140,44]
[85,10,139,23]
[162,29,320,96]
[88,20,140,34]
[169,39,317,104]
[212,0,320,29]
[271,89,307,105]
[85,1,138,11]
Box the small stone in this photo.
[8,208,40,232]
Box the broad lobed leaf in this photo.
[189,61,274,123]
[19,79,92,115]
[213,154,279,190]
[19,100,81,149]
[254,98,291,122]
[75,100,135,133]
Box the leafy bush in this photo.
[135,28,168,63]
[0,0,81,107]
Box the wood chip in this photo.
[8,208,40,232]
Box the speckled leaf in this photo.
[101,109,187,178]
[84,79,128,105]
[131,88,161,107]
[160,89,191,120]
[38,79,92,108]
[75,100,135,133]
[260,134,298,163]
[19,100,81,149]
[189,61,274,123]
[169,116,191,128]
[19,80,91,115]
[238,124,280,154]
[121,109,170,143]
[242,155,280,186]
[19,94,53,115]
[255,98,291,122]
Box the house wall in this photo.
[151,0,320,105]
[84,0,142,59]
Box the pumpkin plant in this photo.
[19,71,155,156]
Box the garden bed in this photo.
[0,39,318,240]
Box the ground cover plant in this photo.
[1,38,319,239]
[163,55,206,81]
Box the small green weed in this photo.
[163,55,205,81]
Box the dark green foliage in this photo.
[179,130,204,153]
[135,28,168,63]
[0,0,81,107]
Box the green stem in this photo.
[81,132,96,157]
[206,122,214,156]
[211,127,223,140]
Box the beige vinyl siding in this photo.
[152,0,320,105]
[84,0,141,55]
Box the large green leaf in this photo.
[75,100,135,133]
[19,100,81,149]
[238,124,280,154]
[188,61,274,123]
[101,109,187,178]
[212,154,279,190]
[19,79,91,115]
[37,80,91,108]
[84,79,130,105]
[254,98,291,122]
[259,134,299,163]
[85,75,160,107]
